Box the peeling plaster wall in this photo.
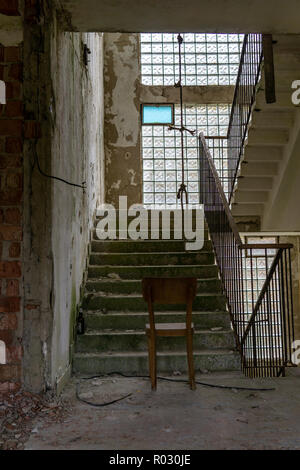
[0,5,24,392]
[23,4,52,392]
[104,33,141,207]
[50,25,104,390]
[23,2,104,392]
[103,33,235,207]
[235,217,261,232]
[140,85,234,105]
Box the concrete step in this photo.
[95,211,205,221]
[84,310,231,331]
[89,251,214,266]
[272,34,300,50]
[247,128,289,146]
[81,293,227,312]
[85,278,222,295]
[94,215,207,228]
[236,176,273,191]
[232,190,268,204]
[91,239,212,253]
[243,145,283,162]
[250,110,293,129]
[87,264,218,280]
[255,90,297,110]
[261,69,299,91]
[231,203,264,217]
[76,329,235,353]
[92,228,209,241]
[239,161,278,177]
[73,349,240,374]
[273,49,300,68]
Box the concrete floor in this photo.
[25,370,300,450]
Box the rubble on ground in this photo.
[0,389,71,450]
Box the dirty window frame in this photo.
[141,103,175,126]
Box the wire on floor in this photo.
[75,372,276,407]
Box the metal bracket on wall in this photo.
[262,34,276,104]
[83,44,91,67]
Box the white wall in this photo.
[50,25,104,389]
[262,109,300,231]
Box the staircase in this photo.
[231,34,300,223]
[73,215,240,376]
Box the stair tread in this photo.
[88,264,216,268]
[90,251,212,255]
[87,277,219,282]
[74,349,237,358]
[88,263,217,272]
[92,237,209,241]
[77,217,238,373]
[86,276,221,285]
[87,265,219,280]
[83,329,233,336]
[83,292,224,299]
[84,310,228,315]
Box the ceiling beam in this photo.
[61,0,300,33]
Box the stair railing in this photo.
[199,133,295,377]
[227,33,263,203]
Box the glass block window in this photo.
[244,236,279,258]
[142,104,231,205]
[241,236,278,314]
[240,235,283,361]
[140,33,244,86]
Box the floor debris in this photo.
[2,370,300,450]
[0,389,71,450]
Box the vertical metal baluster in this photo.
[265,249,274,377]
[274,265,280,373]
[284,249,292,365]
[279,251,288,375]
[288,248,295,360]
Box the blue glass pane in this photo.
[142,105,173,124]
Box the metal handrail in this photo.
[227,33,263,203]
[199,133,295,377]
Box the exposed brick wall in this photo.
[0,42,23,393]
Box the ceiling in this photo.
[61,0,300,33]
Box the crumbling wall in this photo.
[103,33,234,208]
[22,1,104,393]
[0,0,24,393]
[50,21,104,392]
[0,0,104,394]
[104,33,142,207]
